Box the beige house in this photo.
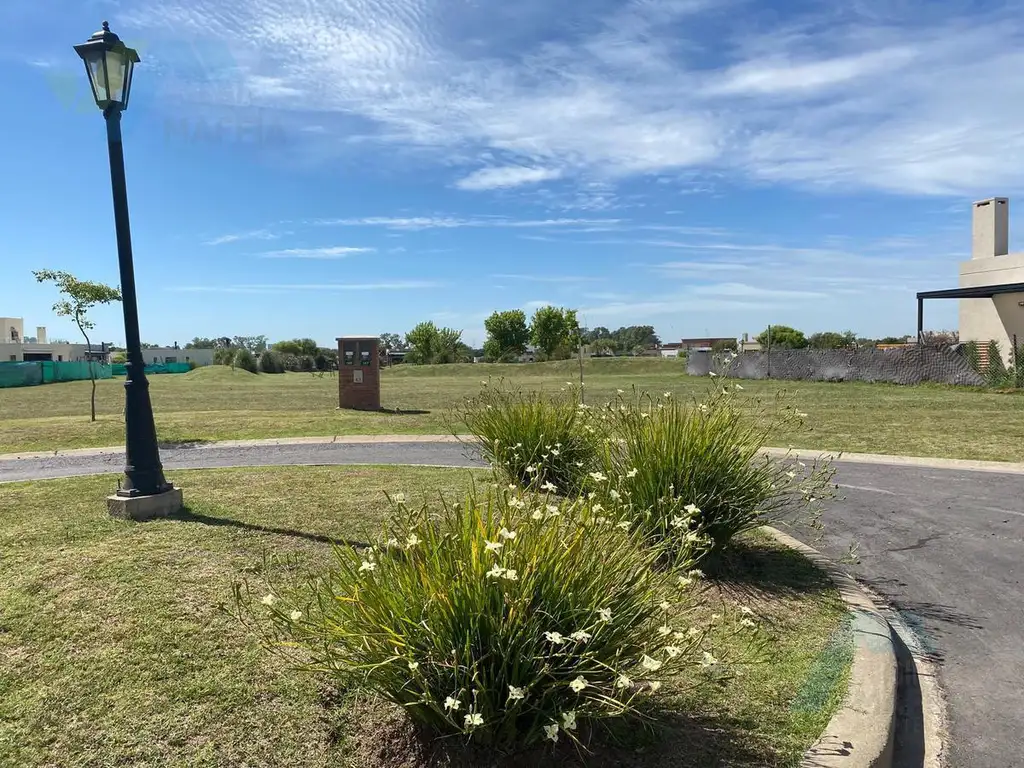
[0,317,110,363]
[917,198,1024,364]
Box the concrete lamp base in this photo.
[107,487,184,521]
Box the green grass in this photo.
[2,357,1019,460]
[0,466,848,768]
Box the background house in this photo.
[0,317,110,363]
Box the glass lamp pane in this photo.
[105,50,128,103]
[85,51,109,104]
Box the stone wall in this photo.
[686,346,986,386]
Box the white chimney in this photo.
[972,197,1009,259]
[36,326,47,344]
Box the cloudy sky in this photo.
[3,0,1023,346]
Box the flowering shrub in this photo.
[453,381,603,495]
[596,386,837,556]
[242,489,722,749]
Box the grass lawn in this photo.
[2,357,1020,460]
[0,466,849,768]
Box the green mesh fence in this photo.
[0,361,112,388]
[110,362,191,376]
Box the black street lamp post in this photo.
[75,22,176,507]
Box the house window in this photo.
[58,355,63,361]
[9,327,18,343]
[8,355,15,361]
[153,357,159,364]
[165,357,177,363]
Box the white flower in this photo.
[657,625,672,637]
[641,655,663,671]
[648,680,662,692]
[673,631,685,640]
[711,613,721,622]
[543,723,559,742]
[464,712,484,728]
[740,618,757,629]
[617,520,631,530]
[570,630,592,643]
[541,481,557,492]
[384,537,399,549]
[687,627,701,637]
[408,661,419,671]
[740,606,753,615]
[617,388,625,394]
[626,468,639,478]
[546,504,559,515]
[709,371,718,378]
[486,564,505,579]
[569,676,588,693]
[664,391,672,398]
[484,540,503,553]
[498,528,517,541]
[677,576,693,588]
[589,471,607,483]
[261,594,276,606]
[359,560,376,572]
[786,471,797,479]
[688,569,704,579]
[508,685,526,702]
[561,710,578,731]
[671,516,687,529]
[508,497,526,509]
[734,384,744,390]
[608,489,621,501]
[289,610,302,621]
[531,510,544,521]
[701,651,718,667]
[659,601,672,611]
[664,645,682,658]
[544,631,566,645]
[392,493,407,504]
[616,675,632,689]
[575,461,584,468]
[405,533,421,548]
[444,696,461,711]
[550,449,560,457]
[502,569,519,581]
[797,411,808,418]
[597,608,613,622]
[526,465,538,474]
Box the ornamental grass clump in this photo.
[597,385,837,556]
[453,381,603,496]
[242,489,719,750]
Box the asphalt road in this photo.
[2,443,1021,767]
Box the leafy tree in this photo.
[233,335,268,353]
[33,269,122,422]
[379,332,407,352]
[233,348,259,373]
[185,337,216,349]
[139,342,161,349]
[258,349,286,374]
[590,338,617,356]
[808,331,857,350]
[756,325,808,349]
[483,310,531,361]
[405,322,466,364]
[878,335,912,345]
[711,338,738,353]
[529,306,579,359]
[111,351,127,364]
[272,338,319,357]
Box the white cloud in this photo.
[125,0,1024,196]
[259,246,374,259]
[205,229,280,245]
[317,216,622,230]
[491,273,604,283]
[456,166,562,190]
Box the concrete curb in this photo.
[3,435,1024,474]
[761,526,897,768]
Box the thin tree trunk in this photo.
[78,320,96,422]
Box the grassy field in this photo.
[0,465,849,768]
[1,357,1021,460]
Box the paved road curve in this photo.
[2,442,1021,767]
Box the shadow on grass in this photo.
[703,537,833,598]
[379,408,432,416]
[337,694,779,768]
[168,506,369,549]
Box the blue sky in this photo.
[3,0,1023,348]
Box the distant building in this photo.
[679,337,736,352]
[0,317,110,363]
[659,342,683,358]
[137,345,214,366]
